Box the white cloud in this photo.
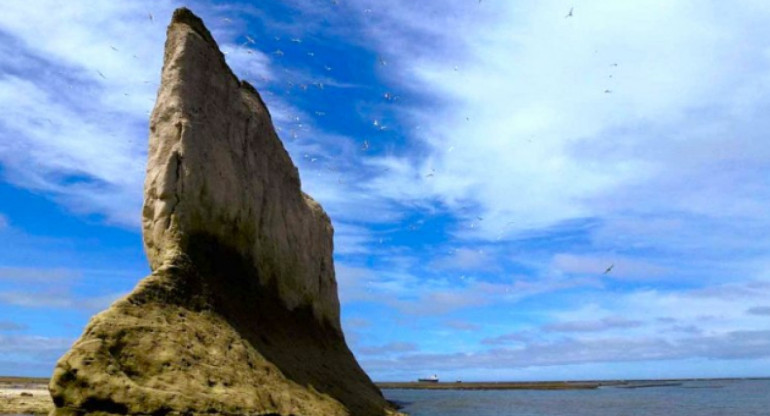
[0,290,125,311]
[336,258,601,315]
[0,333,73,361]
[365,329,770,375]
[342,317,371,329]
[430,248,499,272]
[543,317,643,333]
[0,1,373,229]
[550,253,670,281]
[333,222,374,255]
[0,320,27,331]
[352,0,770,245]
[0,266,81,283]
[0,1,174,225]
[444,320,481,332]
[357,341,418,356]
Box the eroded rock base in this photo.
[50,236,389,416]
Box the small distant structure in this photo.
[418,374,439,383]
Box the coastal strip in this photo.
[376,377,770,391]
[377,381,601,390]
[0,377,52,415]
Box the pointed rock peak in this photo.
[170,7,218,46]
[49,7,400,416]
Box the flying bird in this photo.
[566,7,573,18]
[603,264,614,274]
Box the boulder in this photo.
[49,8,394,416]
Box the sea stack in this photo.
[49,8,394,416]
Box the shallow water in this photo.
[383,379,770,416]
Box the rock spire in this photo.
[49,8,395,416]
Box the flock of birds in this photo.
[139,4,618,278]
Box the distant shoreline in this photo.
[0,376,51,415]
[376,377,770,391]
[0,377,49,385]
[377,381,600,390]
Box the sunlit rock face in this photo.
[49,8,393,416]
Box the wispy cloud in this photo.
[747,306,770,316]
[357,341,418,356]
[543,317,643,333]
[444,320,481,332]
[0,1,177,225]
[365,329,770,375]
[550,253,669,281]
[0,320,27,331]
[0,290,125,311]
[337,257,600,315]
[482,331,540,346]
[0,266,81,283]
[430,248,500,273]
[0,333,74,362]
[354,0,770,239]
[343,317,371,329]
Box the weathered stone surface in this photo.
[49,8,395,416]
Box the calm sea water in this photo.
[383,379,770,416]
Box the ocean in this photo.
[383,379,770,416]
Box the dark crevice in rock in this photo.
[80,397,129,415]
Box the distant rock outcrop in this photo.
[49,8,395,416]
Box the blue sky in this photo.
[2,0,770,381]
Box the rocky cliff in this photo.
[49,8,393,416]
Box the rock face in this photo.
[49,8,393,416]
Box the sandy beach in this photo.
[0,377,52,415]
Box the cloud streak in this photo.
[366,329,770,375]
[543,317,643,333]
